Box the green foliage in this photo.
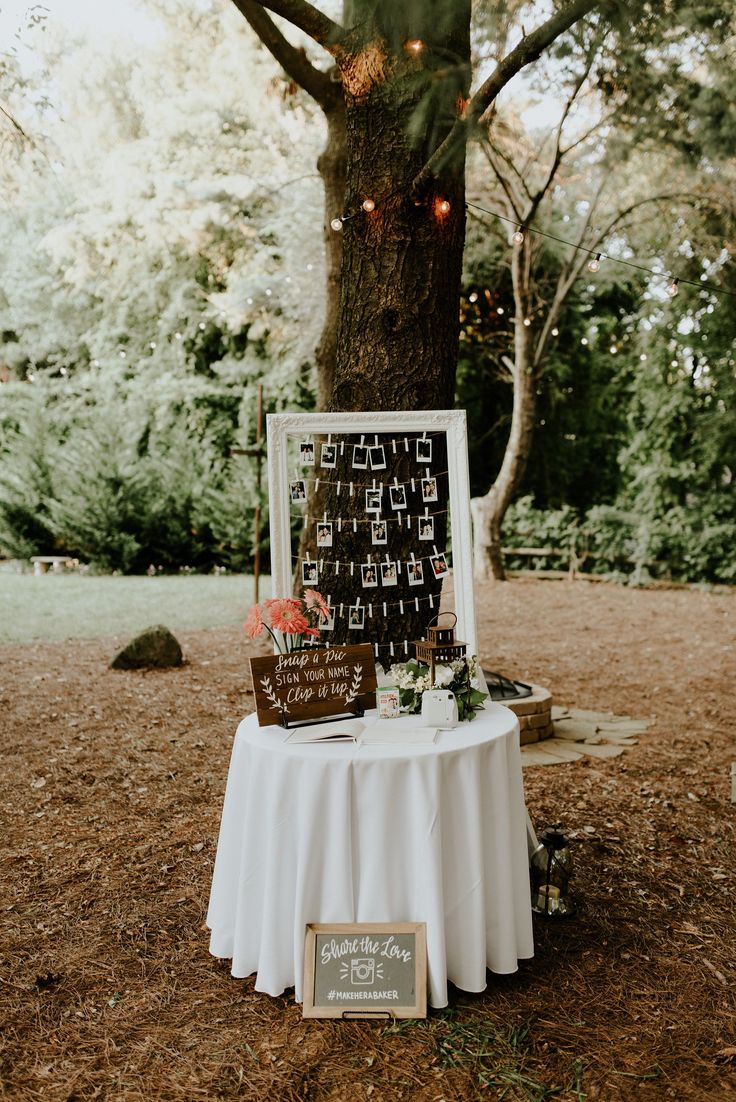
[0,372,266,573]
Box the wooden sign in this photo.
[303,923,427,1019]
[250,643,377,727]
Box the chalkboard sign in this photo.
[303,923,427,1019]
[250,643,377,727]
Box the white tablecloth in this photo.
[207,704,534,1008]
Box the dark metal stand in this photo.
[481,670,533,701]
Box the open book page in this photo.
[361,724,438,745]
[286,719,366,744]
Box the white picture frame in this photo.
[265,410,478,656]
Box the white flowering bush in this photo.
[387,656,487,722]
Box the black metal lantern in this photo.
[412,613,467,685]
[530,823,575,917]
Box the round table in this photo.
[207,704,534,1009]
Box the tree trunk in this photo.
[314,102,347,411]
[312,3,471,655]
[329,5,470,412]
[471,240,537,580]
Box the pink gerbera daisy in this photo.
[303,589,331,620]
[268,599,309,635]
[244,604,264,639]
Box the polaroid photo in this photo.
[320,443,337,469]
[407,560,424,587]
[302,560,319,585]
[369,444,386,470]
[299,441,315,466]
[290,479,307,504]
[361,563,378,588]
[430,553,449,579]
[416,437,432,463]
[352,445,368,470]
[421,477,439,503]
[389,484,407,510]
[316,522,333,548]
[371,519,387,546]
[365,488,382,512]
[380,560,398,587]
[348,604,365,630]
[320,609,335,632]
[418,515,435,541]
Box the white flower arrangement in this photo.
[387,655,487,722]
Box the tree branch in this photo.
[231,0,337,108]
[413,0,601,190]
[247,0,344,53]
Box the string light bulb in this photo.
[330,217,344,232]
[551,327,559,336]
[523,317,531,327]
[496,306,505,315]
[512,226,526,245]
[667,278,680,297]
[587,253,602,273]
[468,292,478,303]
[362,198,375,213]
[405,38,424,55]
[437,199,451,215]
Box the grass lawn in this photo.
[0,572,270,643]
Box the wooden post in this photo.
[230,383,265,605]
[253,384,263,604]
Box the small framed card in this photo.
[365,488,382,513]
[376,687,401,719]
[300,441,315,466]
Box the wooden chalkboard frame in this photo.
[302,922,427,1020]
[266,410,478,657]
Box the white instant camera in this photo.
[421,689,459,727]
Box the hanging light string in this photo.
[328,188,733,301]
[464,199,734,300]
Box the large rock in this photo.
[110,625,183,670]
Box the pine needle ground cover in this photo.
[1,579,734,1101]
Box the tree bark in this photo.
[329,3,471,413]
[315,102,347,410]
[471,238,536,581]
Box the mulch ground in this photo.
[1,577,734,1102]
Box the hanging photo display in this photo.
[300,441,315,466]
[321,443,337,468]
[352,444,368,469]
[266,411,477,667]
[418,515,434,541]
[316,522,333,548]
[290,479,307,504]
[371,519,387,545]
